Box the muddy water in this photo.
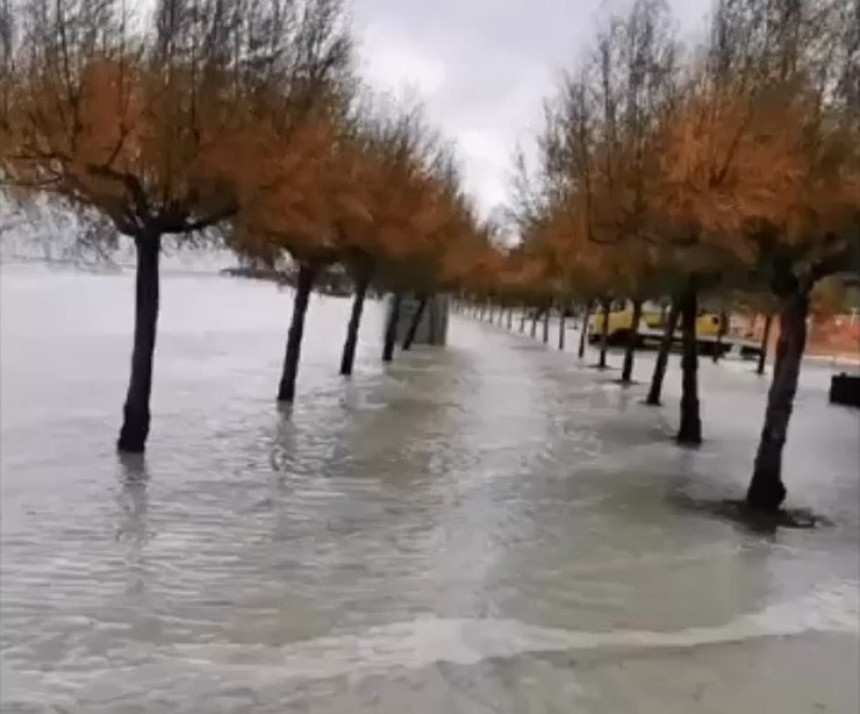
[1,263,858,713]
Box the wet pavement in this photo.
[1,263,858,712]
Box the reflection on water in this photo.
[1,264,858,713]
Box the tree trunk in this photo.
[676,282,702,445]
[542,307,550,344]
[117,233,161,453]
[597,299,610,369]
[558,309,566,350]
[402,295,428,350]
[578,301,593,359]
[756,314,773,375]
[488,302,494,323]
[712,311,728,363]
[620,299,643,383]
[277,263,316,402]
[382,292,403,362]
[530,309,540,338]
[339,272,371,376]
[746,288,810,512]
[520,306,527,333]
[428,299,438,345]
[506,306,513,330]
[646,299,681,406]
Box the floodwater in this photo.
[1,262,858,713]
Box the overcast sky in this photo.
[351,0,712,217]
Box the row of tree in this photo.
[1,0,857,518]
[457,0,859,514]
[0,0,496,452]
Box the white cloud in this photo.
[352,0,713,217]
[359,21,448,99]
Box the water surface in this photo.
[2,263,858,712]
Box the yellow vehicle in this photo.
[587,300,723,345]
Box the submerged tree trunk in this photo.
[530,309,540,338]
[646,299,681,406]
[402,295,428,350]
[756,314,774,375]
[382,292,403,362]
[578,301,593,358]
[339,271,371,376]
[712,311,728,363]
[620,299,643,383]
[277,263,316,403]
[676,282,702,445]
[558,309,566,350]
[428,299,439,344]
[542,306,550,344]
[430,300,438,343]
[117,233,161,453]
[506,306,513,330]
[597,299,610,369]
[520,306,527,333]
[746,287,810,513]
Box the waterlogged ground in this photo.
[1,262,858,713]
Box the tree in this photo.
[230,110,360,402]
[332,95,448,372]
[650,74,799,443]
[675,278,702,443]
[517,0,680,379]
[645,297,680,404]
[374,152,478,361]
[0,0,352,451]
[694,0,859,510]
[651,0,859,503]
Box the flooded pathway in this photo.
[2,264,858,712]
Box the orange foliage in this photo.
[2,53,241,236]
[227,105,477,285]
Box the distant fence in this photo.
[731,313,860,360]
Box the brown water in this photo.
[1,263,858,713]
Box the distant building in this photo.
[387,294,449,346]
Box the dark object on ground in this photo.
[712,499,826,532]
[382,293,403,362]
[340,274,370,376]
[402,296,428,350]
[829,372,860,407]
[676,280,702,445]
[756,315,773,374]
[646,299,681,405]
[277,263,315,402]
[117,235,160,453]
[670,495,829,533]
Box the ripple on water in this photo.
[2,266,858,712]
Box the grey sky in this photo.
[351,0,712,216]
